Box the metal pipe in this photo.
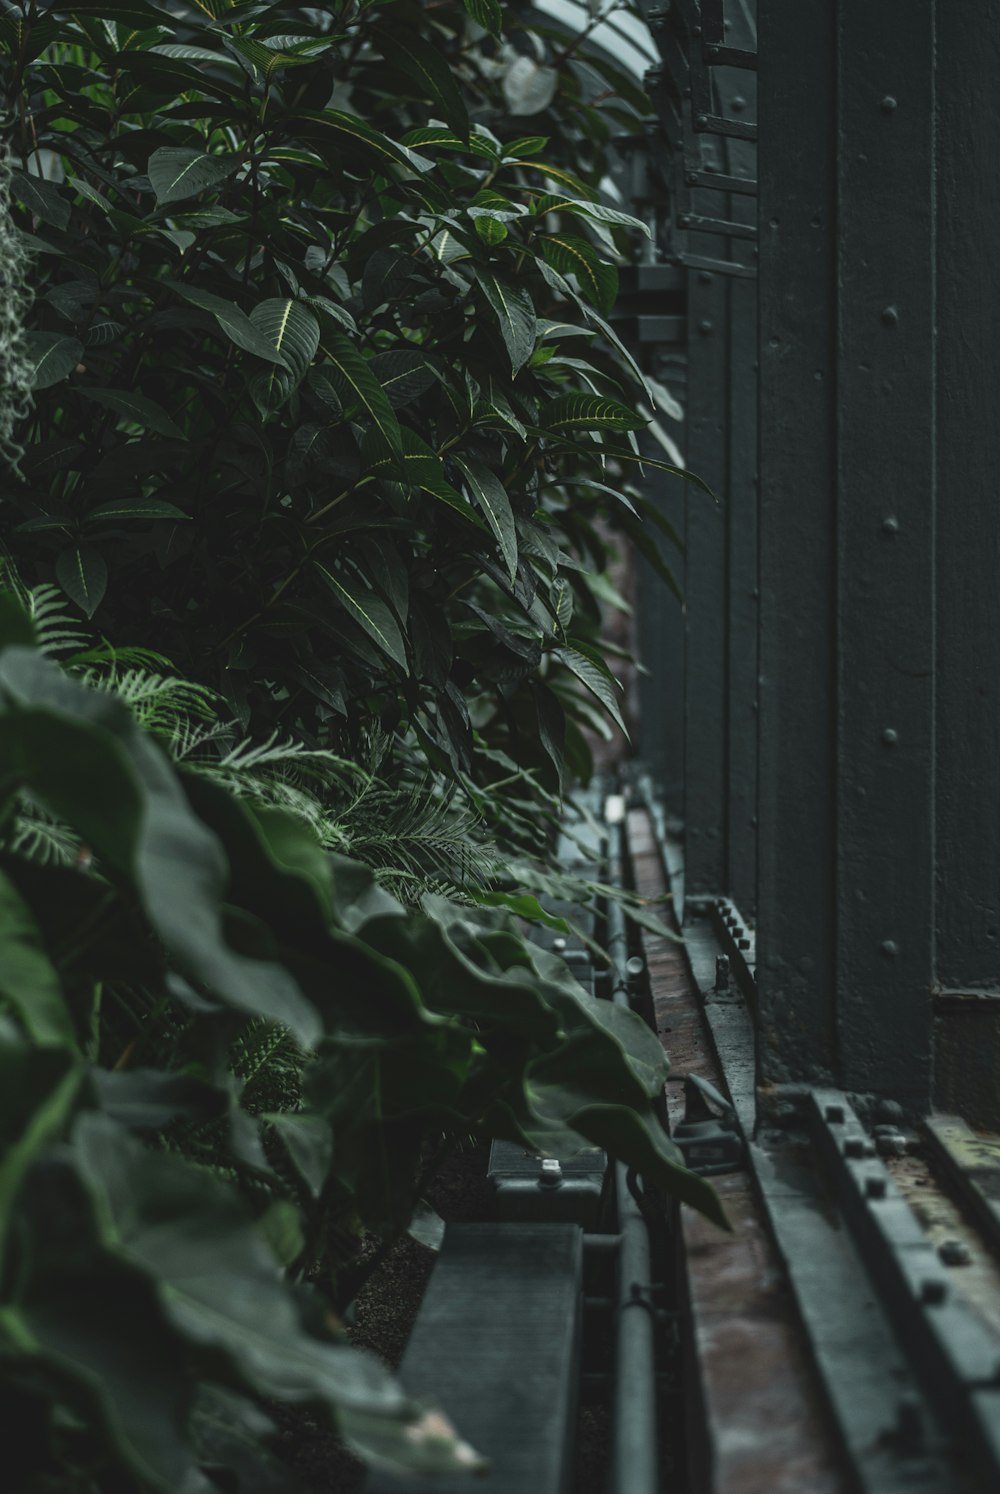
[605,813,661,1494]
[612,1159,660,1494]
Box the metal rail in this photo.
[604,854,661,1494]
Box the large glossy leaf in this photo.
[476,272,536,372]
[0,650,322,1046]
[73,1113,479,1437]
[381,34,469,138]
[77,386,185,440]
[320,333,402,452]
[452,455,517,580]
[294,110,433,175]
[170,283,289,366]
[313,564,408,671]
[540,392,646,432]
[554,644,628,735]
[460,0,502,38]
[23,332,82,391]
[147,146,239,205]
[3,1154,205,1493]
[540,234,618,315]
[55,544,108,618]
[368,350,436,410]
[0,870,72,1045]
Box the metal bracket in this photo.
[673,1072,744,1174]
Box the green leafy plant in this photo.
[2,0,694,809]
[0,597,724,1491]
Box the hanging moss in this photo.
[0,141,33,479]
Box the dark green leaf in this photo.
[0,867,73,1045]
[460,0,503,38]
[55,545,107,618]
[381,34,469,139]
[170,284,290,366]
[86,499,189,524]
[77,387,185,440]
[320,334,402,453]
[554,645,628,736]
[540,393,646,432]
[147,146,239,205]
[452,455,517,580]
[314,565,408,671]
[476,273,536,373]
[24,332,82,391]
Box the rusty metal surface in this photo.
[627,808,846,1494]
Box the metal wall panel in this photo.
[756,0,839,1083]
[834,1,936,1102]
[934,5,1000,995]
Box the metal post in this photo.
[756,0,839,1083]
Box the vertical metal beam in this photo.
[834,1,936,1105]
[719,26,759,918]
[933,5,1000,994]
[724,268,758,916]
[756,0,838,1082]
[684,246,729,897]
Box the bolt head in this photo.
[882,515,900,534]
[881,939,900,958]
[882,728,898,746]
[865,1175,888,1199]
[938,1238,973,1266]
[881,305,900,327]
[880,95,898,112]
[695,113,709,128]
[920,1278,948,1306]
[825,1104,846,1124]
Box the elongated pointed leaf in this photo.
[461,0,502,38]
[55,545,107,618]
[248,299,319,378]
[86,499,189,524]
[536,193,651,237]
[540,393,645,432]
[294,110,432,174]
[0,650,322,1046]
[540,234,618,315]
[0,868,73,1045]
[321,334,401,452]
[452,455,517,580]
[170,284,289,366]
[369,350,435,410]
[476,273,536,373]
[77,387,184,440]
[314,564,408,671]
[554,645,628,736]
[400,126,497,160]
[381,34,469,138]
[147,146,239,205]
[24,332,82,391]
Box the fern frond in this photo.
[6,796,81,865]
[24,582,89,657]
[76,665,219,735]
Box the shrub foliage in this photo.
[0,1,713,1488]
